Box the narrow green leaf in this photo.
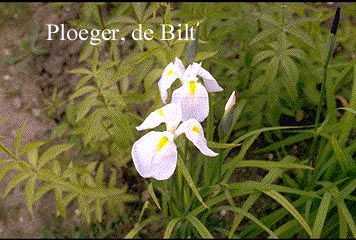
[337,198,356,237]
[95,163,104,186]
[186,214,213,238]
[0,162,18,183]
[227,160,314,171]
[195,51,218,62]
[14,122,26,157]
[38,144,72,169]
[95,199,103,223]
[24,175,36,215]
[312,192,332,238]
[124,216,159,238]
[250,29,278,45]
[148,182,161,210]
[251,50,274,66]
[186,22,200,64]
[69,86,96,100]
[69,68,92,75]
[216,206,278,238]
[207,141,241,149]
[34,182,53,202]
[164,218,181,238]
[20,141,44,157]
[263,190,312,236]
[4,172,30,197]
[177,157,207,208]
[0,143,15,158]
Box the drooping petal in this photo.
[224,91,236,116]
[198,67,223,92]
[136,103,182,131]
[176,119,218,157]
[171,81,209,122]
[132,131,177,180]
[158,62,180,103]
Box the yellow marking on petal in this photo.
[192,125,200,134]
[166,69,174,76]
[157,136,169,151]
[157,108,164,117]
[189,81,197,95]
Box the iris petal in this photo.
[171,82,209,122]
[132,131,177,180]
[176,119,218,157]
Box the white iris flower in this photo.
[158,58,223,122]
[132,103,218,180]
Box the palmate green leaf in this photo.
[312,192,332,238]
[24,175,36,215]
[4,172,30,197]
[177,156,207,208]
[263,190,312,237]
[186,214,213,238]
[164,218,181,238]
[38,144,72,169]
[124,216,159,239]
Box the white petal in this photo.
[174,57,185,77]
[198,67,223,92]
[176,119,218,157]
[224,91,236,116]
[171,82,209,122]
[132,131,177,180]
[136,103,182,131]
[158,62,180,103]
[183,62,201,82]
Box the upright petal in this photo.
[136,103,182,131]
[176,119,218,157]
[132,131,177,180]
[174,57,185,76]
[198,67,223,92]
[171,82,209,122]
[183,62,202,82]
[158,62,180,103]
[224,91,236,116]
